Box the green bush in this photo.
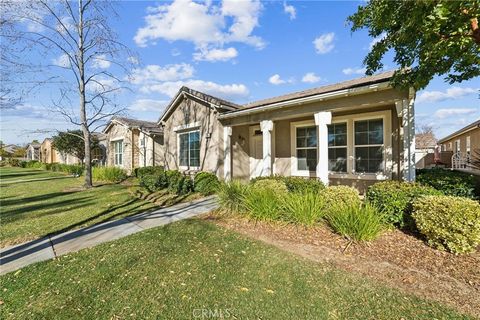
[251,178,288,194]
[416,168,477,199]
[366,181,441,227]
[250,175,324,193]
[281,191,325,226]
[194,172,220,196]
[134,166,164,178]
[325,203,384,242]
[165,170,193,195]
[6,158,22,167]
[244,187,283,221]
[413,195,480,254]
[321,186,361,212]
[92,166,127,183]
[24,160,43,169]
[217,180,249,214]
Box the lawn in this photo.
[0,167,156,247]
[0,219,470,319]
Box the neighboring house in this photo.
[438,119,480,171]
[103,117,163,173]
[26,142,41,161]
[40,138,61,163]
[415,131,437,169]
[153,71,416,192]
[92,132,107,166]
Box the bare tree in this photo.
[2,0,134,187]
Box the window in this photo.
[328,122,347,172]
[354,119,384,173]
[296,126,317,171]
[113,140,123,166]
[179,130,200,168]
[466,136,471,155]
[455,140,460,153]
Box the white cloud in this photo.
[369,32,387,50]
[269,74,286,85]
[130,64,195,85]
[434,108,478,119]
[193,47,238,62]
[134,0,264,60]
[301,72,320,84]
[283,2,296,20]
[313,32,335,54]
[127,56,139,65]
[141,80,249,101]
[52,54,71,68]
[342,67,366,75]
[416,87,479,103]
[92,54,111,69]
[129,99,168,112]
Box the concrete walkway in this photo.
[0,196,218,275]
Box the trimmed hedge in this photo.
[194,172,220,196]
[416,168,477,199]
[366,181,441,227]
[250,175,324,193]
[321,185,361,211]
[139,168,193,195]
[413,195,480,254]
[134,166,164,178]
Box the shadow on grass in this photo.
[0,191,80,207]
[0,171,47,179]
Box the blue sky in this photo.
[1,0,479,145]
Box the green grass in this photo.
[0,167,156,247]
[0,219,470,319]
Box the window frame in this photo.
[112,139,123,167]
[327,121,348,173]
[290,120,318,177]
[177,129,201,170]
[353,118,385,174]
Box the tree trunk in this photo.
[78,0,92,188]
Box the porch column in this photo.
[223,126,232,181]
[314,112,332,185]
[402,89,416,182]
[260,120,274,176]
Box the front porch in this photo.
[221,99,416,191]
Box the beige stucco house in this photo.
[26,142,41,161]
[103,117,163,173]
[439,119,480,172]
[106,71,417,192]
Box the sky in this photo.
[1,0,479,145]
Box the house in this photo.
[438,119,480,171]
[149,70,415,192]
[415,131,437,169]
[26,142,41,161]
[103,117,163,173]
[40,138,61,163]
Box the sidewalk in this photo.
[0,196,218,275]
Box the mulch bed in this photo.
[202,212,480,318]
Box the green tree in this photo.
[52,130,98,163]
[348,0,480,89]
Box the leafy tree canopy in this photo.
[348,0,480,89]
[52,130,98,162]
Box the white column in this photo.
[314,112,332,185]
[402,90,416,182]
[260,120,273,176]
[223,126,232,181]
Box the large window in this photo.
[179,130,200,168]
[328,122,347,172]
[354,119,384,173]
[113,140,123,166]
[296,126,317,171]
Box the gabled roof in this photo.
[438,119,480,143]
[158,86,242,123]
[104,116,163,135]
[242,70,396,110]
[27,142,41,148]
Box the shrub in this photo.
[134,166,164,178]
[165,170,193,195]
[92,166,127,183]
[250,175,324,193]
[24,160,43,169]
[416,168,477,199]
[366,181,441,227]
[321,186,361,212]
[6,158,22,167]
[217,180,249,214]
[251,178,288,194]
[244,186,283,221]
[194,172,220,196]
[413,195,480,254]
[325,203,384,242]
[281,191,325,226]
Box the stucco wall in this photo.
[162,97,224,177]
[440,127,480,154]
[105,123,134,173]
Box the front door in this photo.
[249,125,263,178]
